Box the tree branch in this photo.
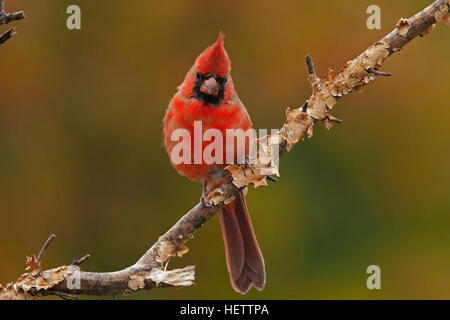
[1,0,448,300]
[0,0,25,46]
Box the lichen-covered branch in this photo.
[1,0,448,300]
[0,0,25,46]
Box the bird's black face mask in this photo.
[193,72,227,106]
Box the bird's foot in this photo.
[242,156,255,177]
[200,181,212,207]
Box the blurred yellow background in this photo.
[0,0,449,299]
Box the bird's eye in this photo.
[196,72,203,80]
[216,76,227,85]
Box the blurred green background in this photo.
[0,0,449,299]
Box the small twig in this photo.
[328,115,343,124]
[367,67,392,77]
[46,290,79,300]
[0,0,25,25]
[72,254,91,266]
[0,10,25,25]
[305,55,316,75]
[0,0,25,46]
[0,27,13,45]
[36,234,56,263]
[300,100,308,113]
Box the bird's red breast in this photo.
[164,33,252,183]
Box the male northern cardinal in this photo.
[163,33,265,294]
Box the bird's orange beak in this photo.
[199,77,219,96]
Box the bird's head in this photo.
[180,32,234,106]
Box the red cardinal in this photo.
[163,32,265,294]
